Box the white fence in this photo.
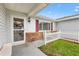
[44,31,61,45]
[60,32,79,40]
[44,31,79,45]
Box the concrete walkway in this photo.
[12,40,46,56]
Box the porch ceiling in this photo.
[4,3,48,16]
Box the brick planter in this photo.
[26,32,44,42]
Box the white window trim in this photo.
[39,22,53,32]
[11,15,26,46]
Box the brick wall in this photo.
[26,32,43,42]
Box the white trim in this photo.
[56,14,79,22]
[44,31,61,45]
[12,41,25,46]
[53,22,56,31]
[11,15,26,46]
[44,30,47,45]
[39,22,53,31]
[41,31,79,45]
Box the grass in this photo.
[39,39,79,56]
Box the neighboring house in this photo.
[56,14,79,32]
[55,14,79,40]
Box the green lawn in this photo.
[39,39,79,56]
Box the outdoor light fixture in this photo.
[28,17,31,22]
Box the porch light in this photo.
[28,17,31,22]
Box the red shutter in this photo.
[36,20,39,32]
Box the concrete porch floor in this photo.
[12,40,46,56]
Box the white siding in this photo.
[0,4,7,48]
[57,19,79,32]
[3,9,36,45]
[7,11,36,33]
[57,18,79,39]
[6,10,27,42]
[25,18,36,32]
[6,11,11,43]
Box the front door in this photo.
[13,17,24,45]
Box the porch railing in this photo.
[44,31,79,45]
[44,30,61,45]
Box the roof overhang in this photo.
[34,16,54,22]
[55,14,79,22]
[4,3,49,17]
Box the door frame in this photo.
[11,15,26,46]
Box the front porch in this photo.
[0,3,79,56]
[12,40,46,56]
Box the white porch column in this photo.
[44,30,47,45]
[42,22,43,30]
[53,22,56,31]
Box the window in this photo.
[43,23,47,30]
[14,18,24,29]
[13,18,24,42]
[14,30,24,41]
[39,22,52,30]
[39,23,42,30]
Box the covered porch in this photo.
[0,3,79,56]
[0,3,51,56]
[0,3,58,56]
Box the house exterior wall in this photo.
[39,19,53,31]
[57,18,79,39]
[6,10,27,45]
[0,4,7,48]
[25,18,36,32]
[25,18,53,33]
[0,7,38,46]
[57,18,79,32]
[6,10,38,45]
[0,4,54,47]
